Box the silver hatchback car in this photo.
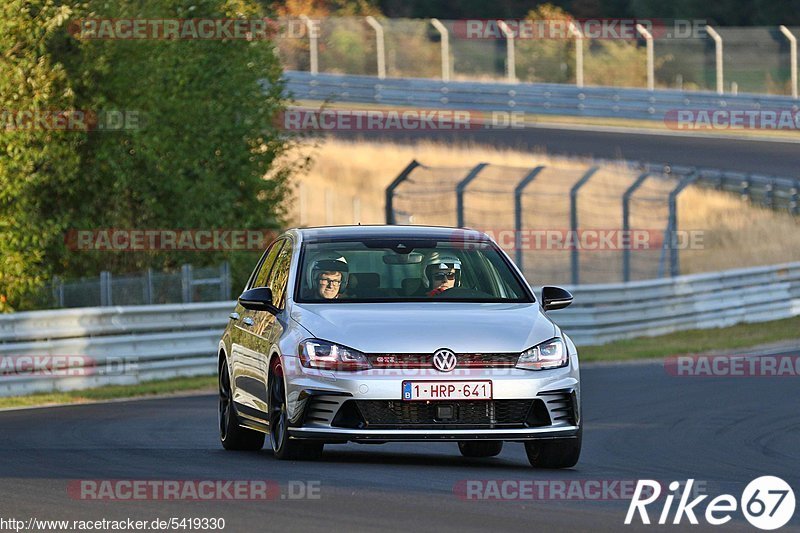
[218,225,581,468]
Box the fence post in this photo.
[766,180,776,209]
[220,262,231,301]
[706,25,724,95]
[181,264,193,303]
[622,172,651,282]
[456,163,488,228]
[299,15,319,75]
[741,175,751,200]
[569,22,584,88]
[665,171,700,277]
[145,268,153,304]
[385,160,420,224]
[52,276,64,308]
[100,271,112,306]
[365,16,386,79]
[792,180,800,215]
[497,20,516,83]
[569,166,599,284]
[514,166,546,271]
[779,26,798,98]
[430,19,451,81]
[636,24,655,91]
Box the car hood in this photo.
[290,302,556,354]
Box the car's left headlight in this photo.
[516,337,568,370]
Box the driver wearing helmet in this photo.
[425,254,462,297]
[308,254,349,300]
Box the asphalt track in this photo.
[330,126,800,176]
[2,348,799,532]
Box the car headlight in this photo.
[516,338,568,370]
[298,339,371,371]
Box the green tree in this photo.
[1,0,297,310]
[0,0,82,312]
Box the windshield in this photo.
[295,237,532,303]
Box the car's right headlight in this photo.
[298,339,371,371]
[516,337,568,370]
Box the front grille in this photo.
[347,399,534,429]
[366,353,519,369]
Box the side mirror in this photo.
[541,286,573,311]
[238,287,277,313]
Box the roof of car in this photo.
[290,225,491,242]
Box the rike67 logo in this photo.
[626,477,795,530]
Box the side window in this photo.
[250,240,285,289]
[266,240,293,309]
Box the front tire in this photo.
[268,357,324,461]
[219,359,265,451]
[524,425,582,468]
[458,441,503,458]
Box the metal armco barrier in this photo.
[0,302,232,397]
[2,262,799,396]
[282,70,800,122]
[556,262,800,345]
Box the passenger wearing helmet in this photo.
[308,254,349,300]
[425,254,462,297]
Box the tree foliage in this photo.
[0,0,82,312]
[1,0,295,311]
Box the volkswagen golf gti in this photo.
[218,225,581,468]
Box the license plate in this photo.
[402,380,492,401]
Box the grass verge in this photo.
[0,375,215,410]
[580,315,800,362]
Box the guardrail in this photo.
[283,70,800,123]
[2,261,799,396]
[557,262,800,345]
[0,302,232,397]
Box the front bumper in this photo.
[282,356,580,442]
[289,425,580,442]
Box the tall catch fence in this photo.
[386,160,798,285]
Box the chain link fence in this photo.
[44,263,231,309]
[386,160,799,285]
[276,18,800,96]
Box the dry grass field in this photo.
[280,137,800,282]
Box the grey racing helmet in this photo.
[424,253,462,287]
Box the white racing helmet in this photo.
[308,252,349,290]
[424,253,462,287]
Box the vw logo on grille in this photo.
[432,349,457,372]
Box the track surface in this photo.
[331,126,800,176]
[2,349,799,532]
